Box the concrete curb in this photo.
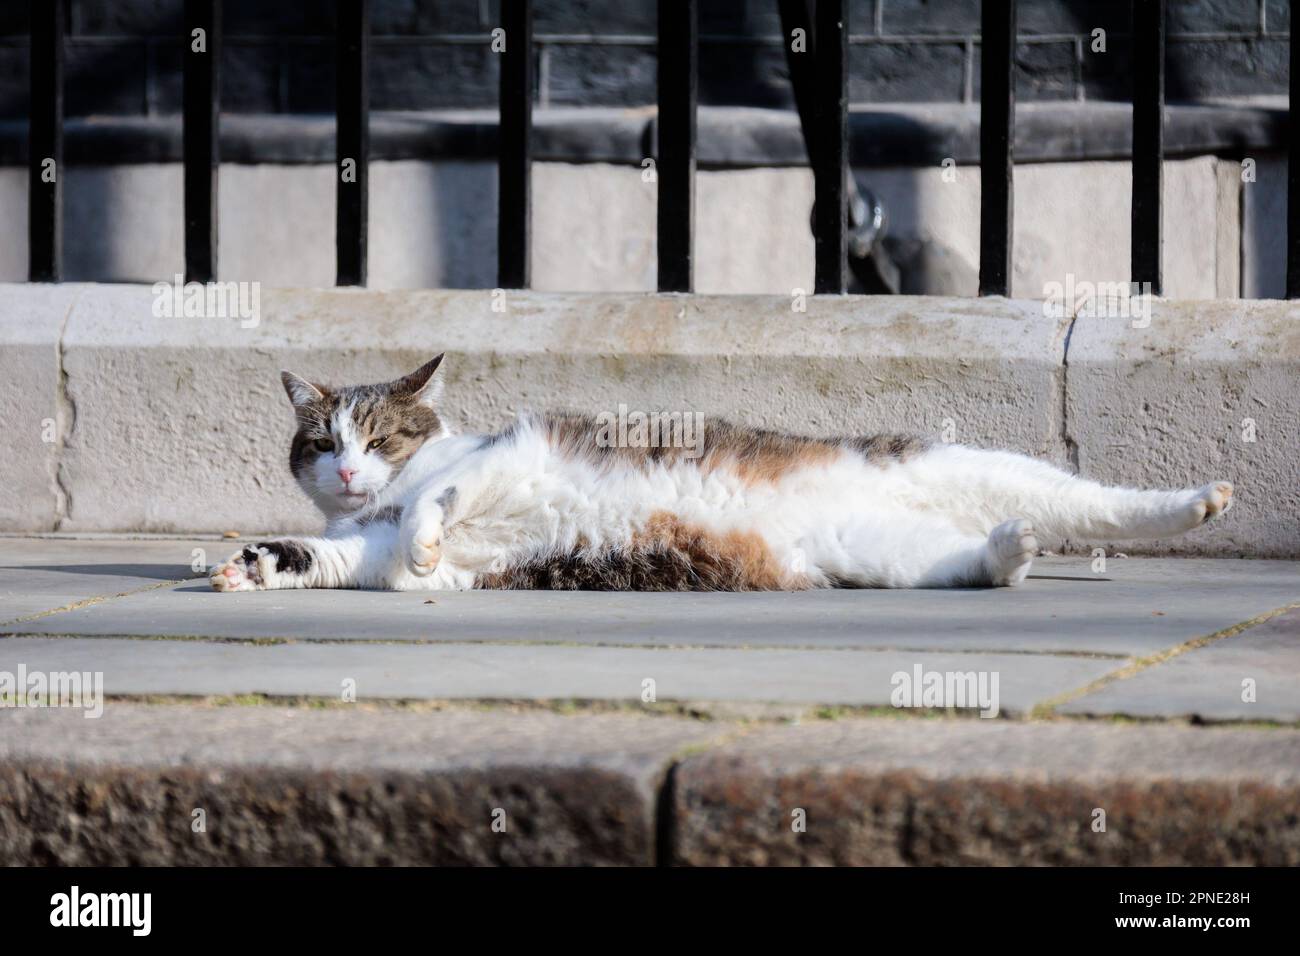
[2,705,1297,866]
[3,284,1296,554]
[669,719,1300,866]
[0,706,728,866]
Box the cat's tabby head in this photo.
[280,355,447,517]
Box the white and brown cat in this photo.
[211,355,1234,593]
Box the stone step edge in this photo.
[2,705,1297,865]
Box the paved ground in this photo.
[2,535,1297,718]
[2,535,1298,864]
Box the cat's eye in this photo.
[313,437,334,453]
[367,436,388,452]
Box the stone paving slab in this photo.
[4,543,1297,659]
[0,704,728,865]
[0,637,1119,712]
[0,537,208,623]
[1059,606,1300,722]
[670,719,1300,866]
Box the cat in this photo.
[210,355,1234,593]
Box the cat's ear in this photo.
[280,370,327,408]
[394,354,445,407]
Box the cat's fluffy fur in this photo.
[211,356,1234,593]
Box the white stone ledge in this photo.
[3,284,1294,556]
[1066,298,1300,558]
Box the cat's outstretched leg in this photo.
[210,536,366,591]
[1015,471,1234,542]
[209,507,420,591]
[920,446,1234,543]
[815,511,1038,588]
[210,530,471,592]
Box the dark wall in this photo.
[0,0,1289,119]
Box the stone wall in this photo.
[3,284,1295,556]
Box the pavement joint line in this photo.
[1048,711,1300,730]
[82,693,776,722]
[0,631,1134,659]
[0,577,195,629]
[13,691,1297,728]
[106,694,720,718]
[0,631,294,645]
[82,693,1292,727]
[63,693,1015,723]
[1029,600,1300,719]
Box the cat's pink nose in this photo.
[338,468,357,486]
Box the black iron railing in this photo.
[183,0,220,284]
[1288,0,1300,299]
[28,0,62,283]
[811,0,848,295]
[335,0,369,287]
[24,1,1277,298]
[1131,0,1165,296]
[497,0,533,290]
[978,0,1014,298]
[656,0,698,293]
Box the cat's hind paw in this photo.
[1146,481,1235,538]
[1189,481,1234,526]
[986,518,1037,587]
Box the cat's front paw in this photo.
[209,541,310,592]
[406,529,443,577]
[400,489,457,580]
[210,546,269,592]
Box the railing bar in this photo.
[1131,0,1164,296]
[498,0,533,289]
[812,0,847,295]
[978,0,1015,297]
[336,0,369,287]
[656,0,697,293]
[183,0,220,284]
[1287,2,1300,298]
[28,0,64,283]
[777,0,817,167]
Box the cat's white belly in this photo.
[427,437,917,585]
